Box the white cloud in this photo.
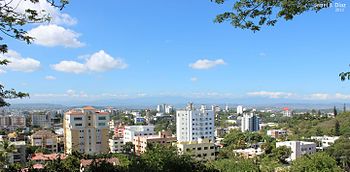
[8,0,77,25]
[247,91,294,99]
[190,77,198,82]
[28,24,84,48]
[335,93,350,100]
[52,50,127,74]
[86,50,127,72]
[45,75,56,80]
[189,59,226,70]
[52,60,86,74]
[0,50,40,72]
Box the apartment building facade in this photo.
[64,106,110,154]
[176,104,214,142]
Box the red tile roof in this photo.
[80,158,119,167]
[31,153,66,161]
[83,106,96,110]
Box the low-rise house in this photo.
[134,117,146,124]
[133,131,176,155]
[233,148,263,159]
[175,138,216,161]
[9,141,26,164]
[276,141,316,161]
[114,124,125,138]
[109,136,124,153]
[310,136,339,150]
[31,130,59,153]
[123,125,155,143]
[30,153,66,169]
[80,158,119,172]
[267,129,287,139]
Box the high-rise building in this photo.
[31,112,52,128]
[176,103,214,142]
[237,105,243,115]
[0,115,26,130]
[63,106,110,154]
[241,112,260,132]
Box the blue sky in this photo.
[1,0,350,105]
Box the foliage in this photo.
[340,67,350,81]
[221,130,263,150]
[334,120,340,136]
[0,0,68,107]
[0,140,16,171]
[327,137,350,171]
[129,144,218,172]
[212,157,259,172]
[153,118,176,134]
[211,0,331,32]
[122,142,134,155]
[272,146,291,164]
[290,152,342,172]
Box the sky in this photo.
[1,0,350,106]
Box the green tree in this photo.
[212,158,259,172]
[327,137,350,171]
[130,144,217,172]
[291,152,342,172]
[334,106,338,117]
[0,140,16,170]
[0,0,69,107]
[83,159,117,172]
[211,0,331,32]
[122,142,135,155]
[335,120,340,136]
[272,146,291,164]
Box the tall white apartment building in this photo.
[241,112,260,132]
[64,106,110,154]
[176,104,214,142]
[276,141,316,161]
[237,105,243,115]
[123,125,155,143]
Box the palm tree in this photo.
[0,139,16,170]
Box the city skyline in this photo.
[1,1,349,105]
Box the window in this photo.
[74,117,82,120]
[204,147,208,150]
[98,116,106,120]
[88,123,91,126]
[88,116,91,120]
[197,147,202,150]
[75,123,82,127]
[98,123,105,126]
[210,146,214,149]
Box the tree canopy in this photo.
[0,0,68,107]
[212,0,331,32]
